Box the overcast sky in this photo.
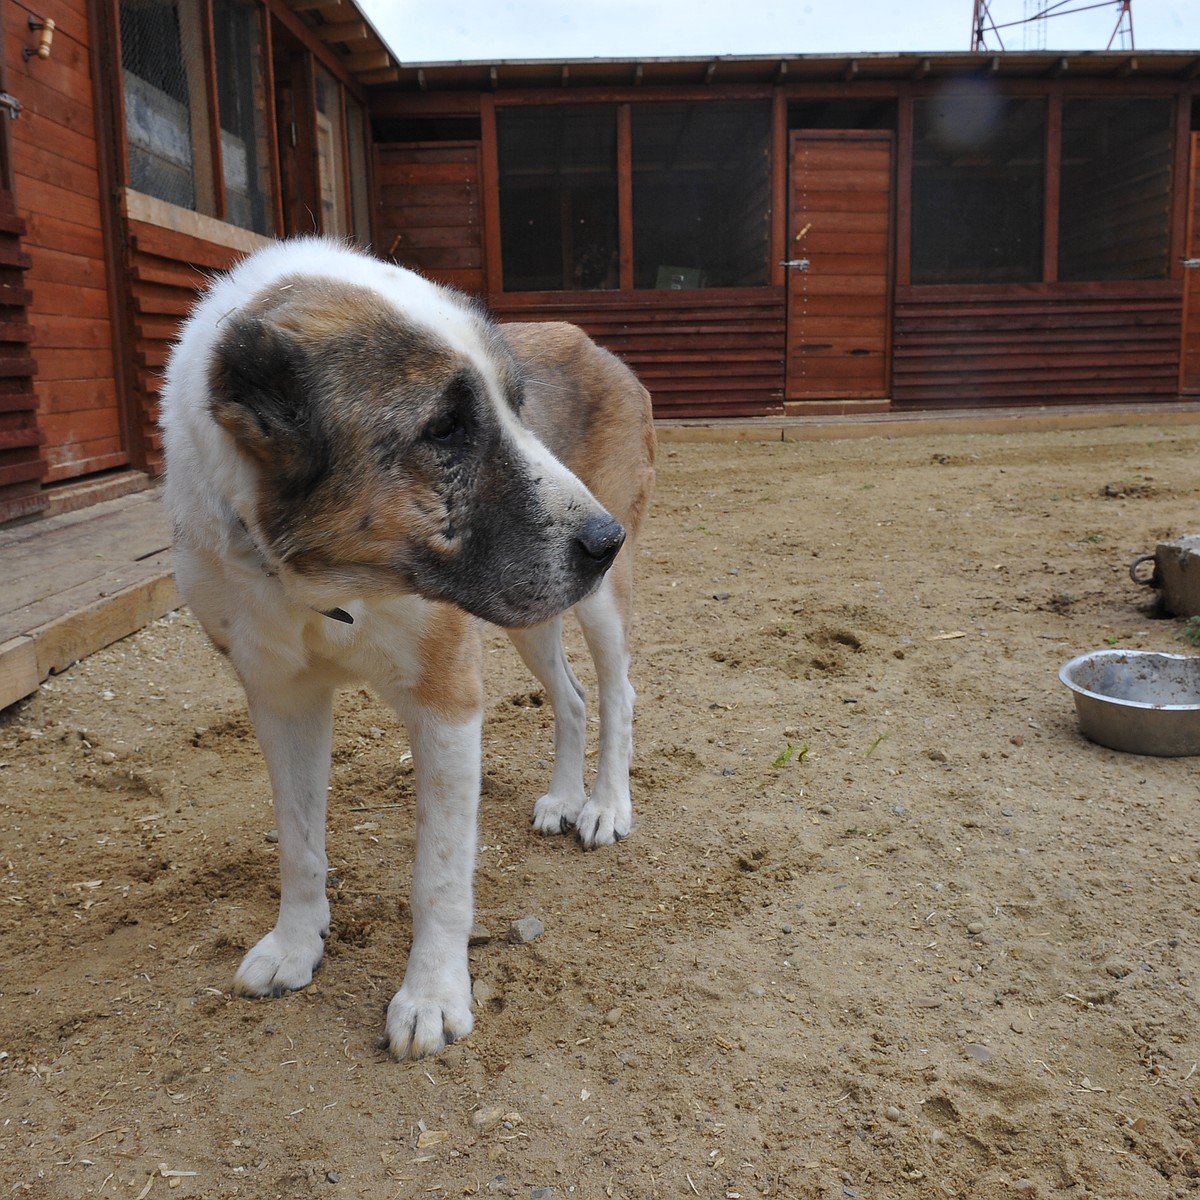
[358,0,1195,64]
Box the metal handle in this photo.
[1183,258,1200,269]
[0,93,22,120]
[780,259,810,271]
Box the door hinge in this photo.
[0,93,22,120]
[780,258,811,271]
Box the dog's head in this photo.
[205,270,624,627]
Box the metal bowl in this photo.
[1059,649,1200,757]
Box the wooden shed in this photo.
[0,0,1197,525]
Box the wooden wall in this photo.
[0,195,39,525]
[491,288,786,418]
[6,0,124,483]
[122,209,252,476]
[892,285,1183,407]
[375,142,484,294]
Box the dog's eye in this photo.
[426,411,460,443]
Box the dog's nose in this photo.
[575,514,625,568]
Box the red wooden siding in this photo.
[1181,132,1200,395]
[491,288,785,418]
[0,198,39,524]
[892,286,1182,408]
[125,221,245,475]
[375,143,484,294]
[7,0,124,483]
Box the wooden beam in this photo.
[561,64,569,87]
[1184,57,1200,80]
[1117,56,1137,77]
[844,58,859,82]
[912,57,930,80]
[343,49,391,72]
[775,60,787,85]
[319,19,366,41]
[1051,55,1069,77]
[357,66,400,85]
[704,60,717,84]
[289,0,340,10]
[633,62,643,85]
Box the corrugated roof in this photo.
[364,49,1200,92]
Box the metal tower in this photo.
[971,0,1134,52]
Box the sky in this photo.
[358,0,1196,64]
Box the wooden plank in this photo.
[0,635,39,711]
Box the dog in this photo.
[160,238,655,1059]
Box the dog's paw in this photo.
[385,983,474,1061]
[531,790,587,837]
[574,796,632,849]
[233,928,326,997]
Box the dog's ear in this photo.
[209,311,329,488]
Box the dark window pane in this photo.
[497,106,618,292]
[1059,98,1173,281]
[911,94,1045,284]
[213,0,273,234]
[632,102,771,289]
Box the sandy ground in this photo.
[3,424,1200,1200]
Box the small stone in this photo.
[930,1129,945,1145]
[469,923,492,946]
[1010,735,1024,747]
[925,748,948,763]
[473,979,497,1007]
[603,1007,623,1027]
[508,916,545,945]
[471,1106,504,1133]
[782,924,793,935]
[965,1042,994,1063]
[325,1172,340,1184]
[713,592,731,601]
[967,922,984,935]
[885,1105,901,1121]
[1001,806,1015,817]
[265,830,279,844]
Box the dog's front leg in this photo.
[234,683,334,997]
[384,708,482,1059]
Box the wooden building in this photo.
[0,0,1197,525]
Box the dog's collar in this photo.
[234,516,354,625]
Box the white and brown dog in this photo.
[160,238,655,1059]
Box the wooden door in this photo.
[785,131,893,402]
[1181,132,1200,395]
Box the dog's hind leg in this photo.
[234,682,334,997]
[507,615,591,836]
[571,559,636,848]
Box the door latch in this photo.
[0,93,22,120]
[780,259,810,271]
[1183,258,1200,269]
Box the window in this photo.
[212,0,272,233]
[911,94,1045,284]
[497,106,619,291]
[1059,98,1173,281]
[120,0,206,211]
[632,102,771,289]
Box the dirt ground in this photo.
[3,423,1200,1200]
